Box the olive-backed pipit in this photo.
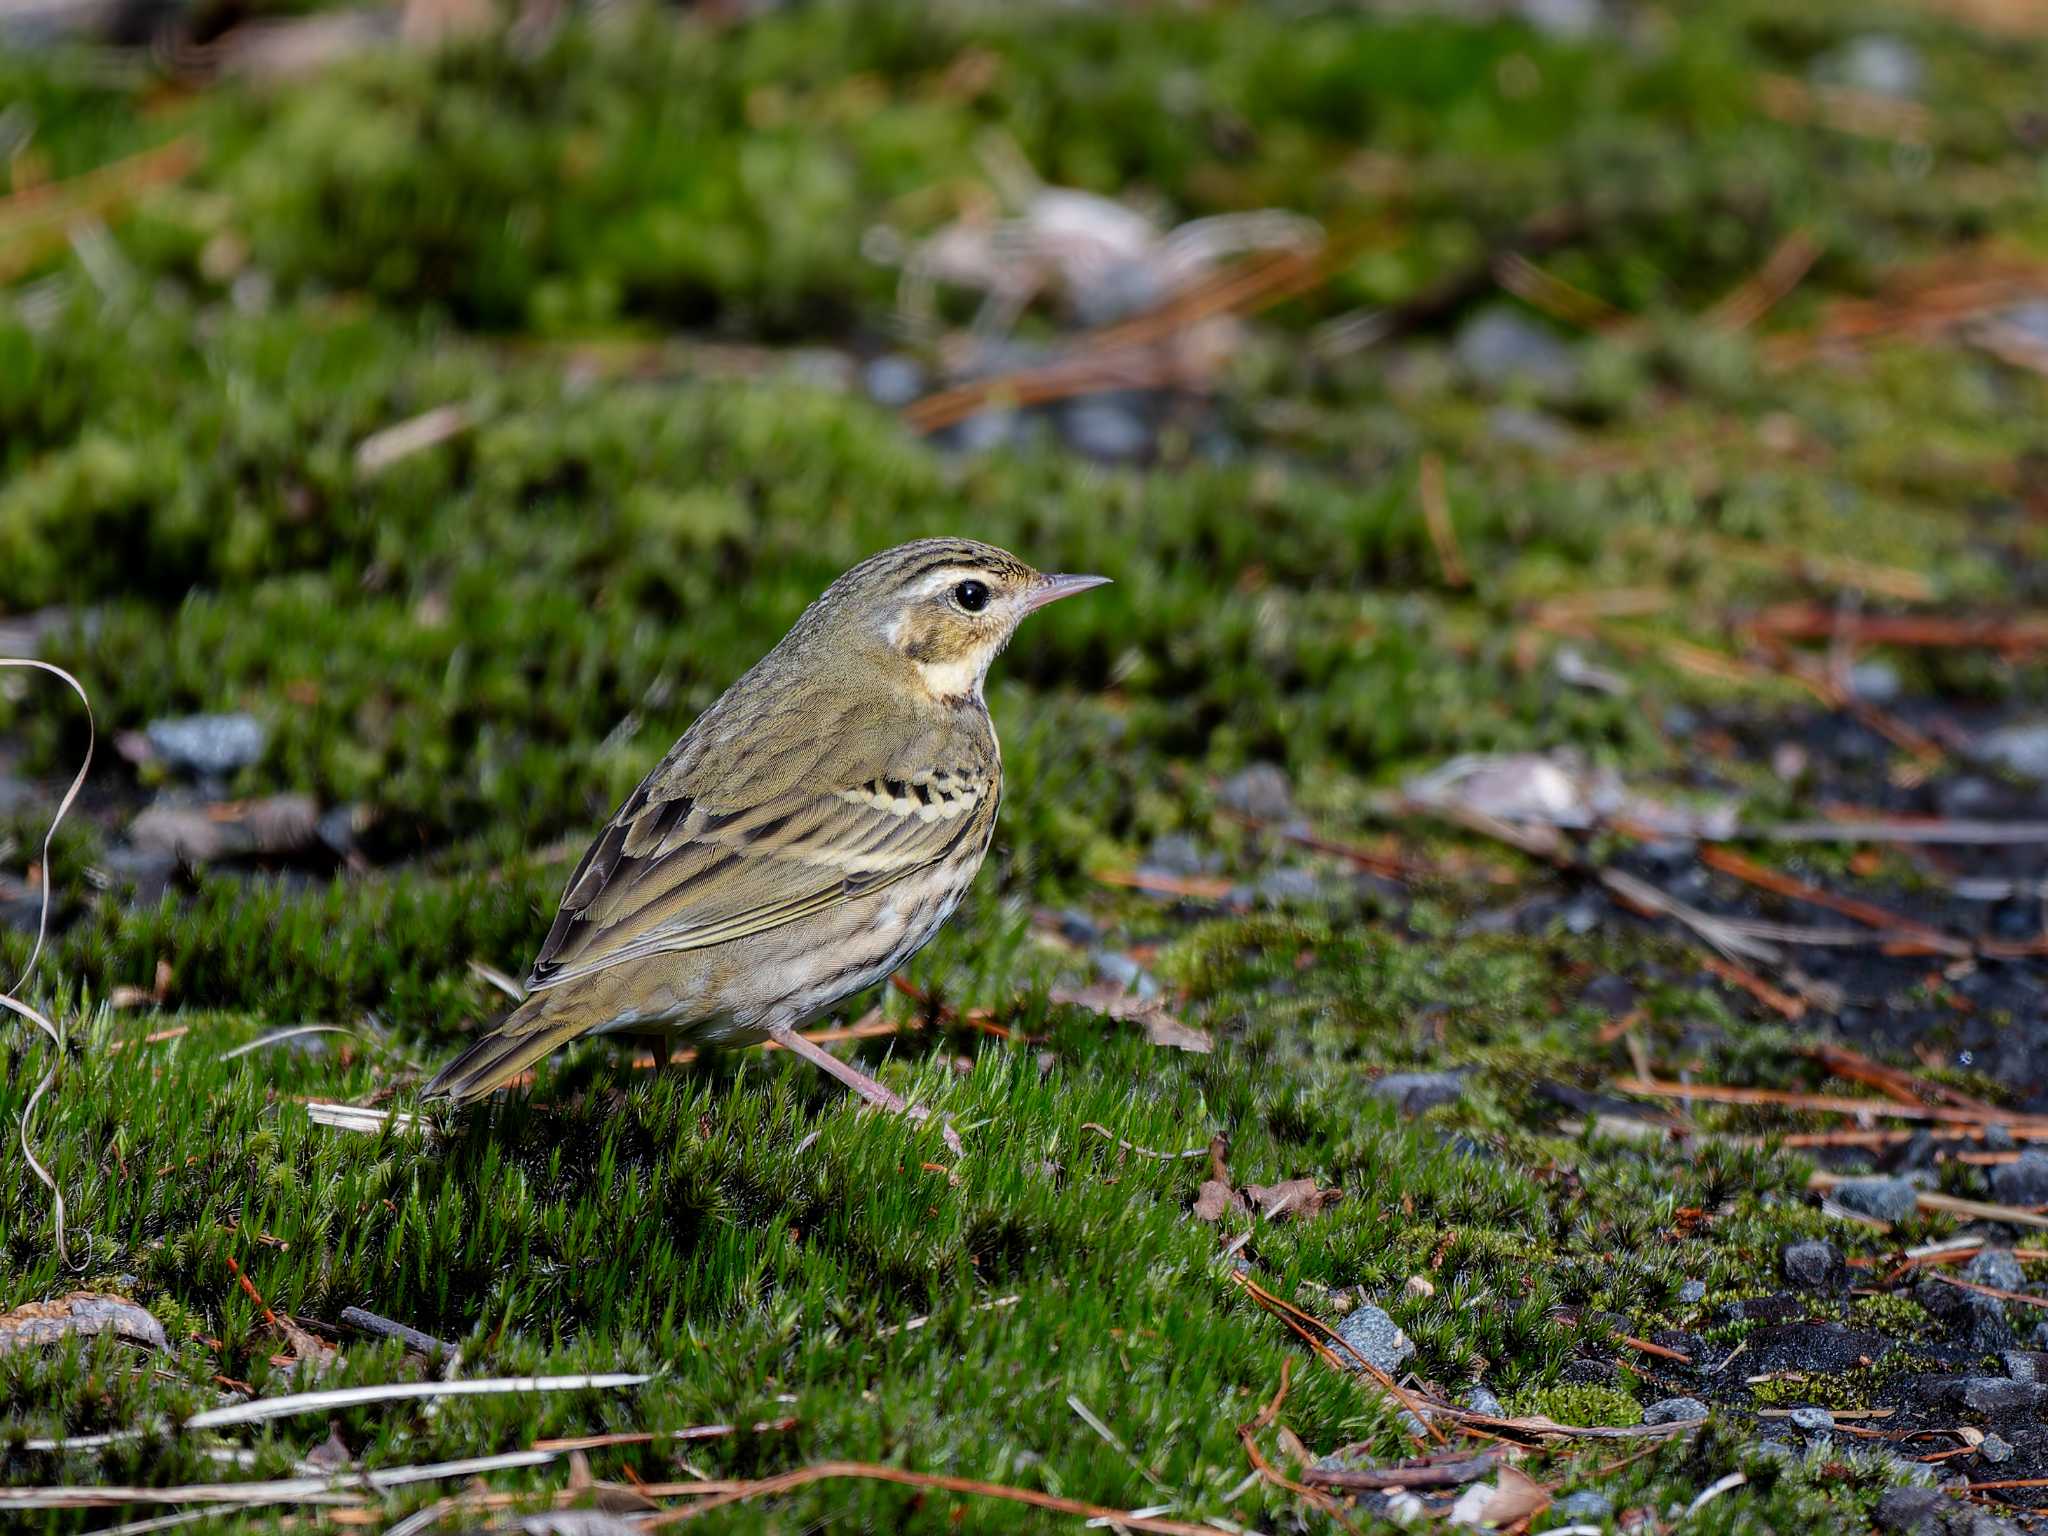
[423,538,1107,1141]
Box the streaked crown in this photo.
[785,538,1107,704]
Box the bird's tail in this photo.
[421,989,593,1104]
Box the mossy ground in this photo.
[4,1,2048,1530]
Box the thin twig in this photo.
[634,1461,1222,1532]
[1080,1122,1213,1161]
[26,1373,652,1452]
[0,658,95,1267]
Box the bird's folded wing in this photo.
[527,769,988,990]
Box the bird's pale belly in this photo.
[584,862,975,1046]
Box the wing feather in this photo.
[527,766,992,991]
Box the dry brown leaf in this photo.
[1050,983,1212,1053]
[0,1293,166,1354]
[305,1420,352,1471]
[1482,1464,1551,1526]
[1191,1180,1243,1222]
[1244,1178,1344,1221]
[1450,1463,1551,1529]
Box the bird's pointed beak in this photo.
[1023,572,1111,613]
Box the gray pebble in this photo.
[1991,1149,2048,1206]
[1089,950,1160,1000]
[1217,762,1294,821]
[1463,1384,1505,1418]
[1781,1239,1847,1292]
[942,408,1016,454]
[1848,660,1902,703]
[1641,1395,1707,1426]
[1984,1124,2017,1152]
[1515,0,1604,40]
[1875,1487,1946,1534]
[1062,399,1150,463]
[1053,908,1099,946]
[1485,404,1574,456]
[1454,306,1579,395]
[1788,1406,1834,1433]
[1818,34,1923,98]
[1334,1304,1415,1376]
[1551,1490,1613,1519]
[1960,1376,2042,1413]
[1141,834,1212,878]
[1977,722,2048,783]
[1371,1072,1465,1118]
[1678,1279,1707,1305]
[1979,1432,2015,1465]
[862,354,926,408]
[1255,866,1323,905]
[1964,1248,2025,1293]
[1830,1175,1920,1223]
[145,713,268,778]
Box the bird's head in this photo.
[812,538,1109,704]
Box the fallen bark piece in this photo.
[0,1293,166,1354]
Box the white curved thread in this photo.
[0,658,95,1267]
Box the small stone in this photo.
[1915,1279,2011,1353]
[1061,398,1150,463]
[941,408,1017,454]
[1984,1124,2017,1152]
[2000,1350,2048,1383]
[1371,1072,1465,1118]
[1678,1279,1707,1306]
[1874,1487,1946,1535]
[1255,867,1323,905]
[1053,909,1099,946]
[862,354,926,408]
[145,713,268,778]
[1978,722,2048,782]
[1453,306,1579,395]
[1781,1239,1847,1292]
[1958,1376,2043,1413]
[1964,1248,2025,1293]
[1840,35,1923,97]
[1579,974,1636,1016]
[1141,834,1211,878]
[1463,1384,1505,1418]
[1217,762,1294,821]
[1089,950,1160,1000]
[1641,1396,1707,1426]
[1991,1149,2048,1206]
[1979,1432,2015,1465]
[1485,404,1574,455]
[1552,1490,1613,1520]
[1515,0,1604,40]
[1787,1406,1835,1434]
[1746,1438,1800,1467]
[1335,1304,1414,1376]
[1831,1175,1920,1223]
[1847,660,1902,702]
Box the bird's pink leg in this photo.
[764,1020,962,1155]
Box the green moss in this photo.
[1510,1383,1644,1429]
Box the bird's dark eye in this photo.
[953,579,990,613]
